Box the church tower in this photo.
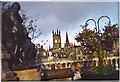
[52,29,61,49]
[65,31,70,47]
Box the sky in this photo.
[18,1,118,50]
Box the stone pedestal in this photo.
[1,45,18,81]
[14,68,41,81]
[1,45,41,81]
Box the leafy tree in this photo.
[19,9,42,41]
[2,2,42,41]
[75,25,103,61]
[102,24,119,52]
[75,23,119,66]
[1,2,11,12]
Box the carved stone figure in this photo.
[2,2,38,70]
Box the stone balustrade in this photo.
[40,56,119,71]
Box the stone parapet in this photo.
[14,68,41,81]
[2,71,18,81]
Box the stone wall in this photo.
[14,68,41,81]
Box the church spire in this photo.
[52,30,54,34]
[65,31,70,47]
[66,31,69,44]
[57,28,58,34]
[59,29,60,35]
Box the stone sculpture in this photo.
[2,2,38,70]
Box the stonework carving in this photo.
[2,2,38,71]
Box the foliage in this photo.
[75,23,119,62]
[98,50,106,60]
[19,9,42,40]
[86,64,116,75]
[102,24,119,51]
[75,25,103,58]
[2,2,42,40]
[113,49,119,56]
[103,24,119,42]
[1,2,11,12]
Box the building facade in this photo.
[53,29,61,49]
[47,29,85,60]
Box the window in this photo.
[62,63,65,67]
[43,52,46,56]
[70,55,72,57]
[59,45,61,48]
[78,49,80,54]
[55,39,57,43]
[63,55,66,57]
[56,54,58,57]
[79,57,81,60]
[83,57,85,59]
[37,51,39,54]
[58,40,60,43]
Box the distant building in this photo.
[50,29,86,60]
[52,29,61,49]
[64,31,70,47]
[36,29,87,63]
[74,45,84,60]
[36,46,48,63]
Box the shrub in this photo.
[85,64,116,75]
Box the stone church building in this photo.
[49,29,85,60]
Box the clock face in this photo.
[55,39,57,43]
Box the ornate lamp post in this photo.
[85,19,97,32]
[83,16,112,66]
[97,16,111,34]
[83,19,98,59]
[76,15,118,67]
[84,16,111,34]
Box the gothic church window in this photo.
[78,49,80,54]
[55,39,57,43]
[58,40,60,43]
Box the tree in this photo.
[1,2,11,12]
[2,2,42,42]
[75,25,103,61]
[19,9,42,41]
[102,24,119,52]
[75,23,119,66]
